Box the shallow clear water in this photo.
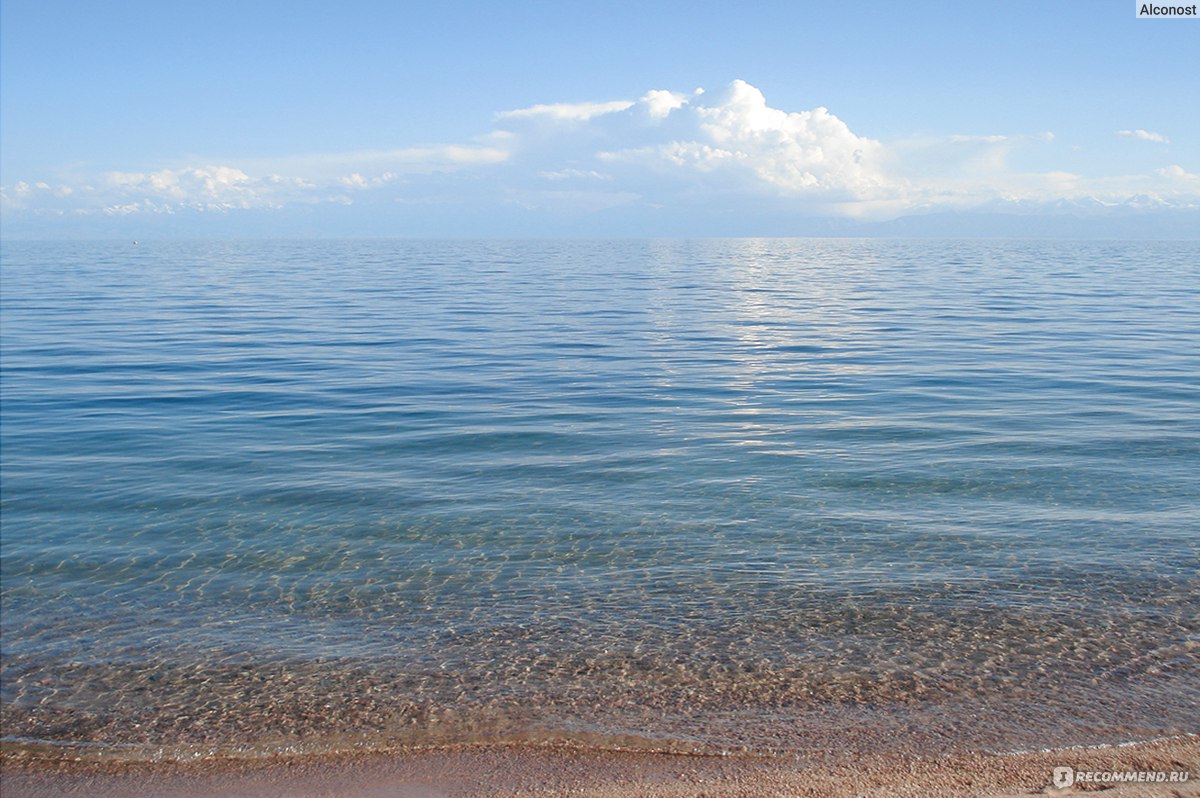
[1,238,1197,758]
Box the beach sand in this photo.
[4,736,1196,798]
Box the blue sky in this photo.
[2,0,1197,237]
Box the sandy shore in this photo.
[3,736,1197,798]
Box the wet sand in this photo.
[4,736,1197,798]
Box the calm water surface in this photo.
[1,239,1197,758]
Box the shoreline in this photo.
[4,735,1197,797]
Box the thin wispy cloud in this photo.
[1116,129,1170,144]
[496,100,636,122]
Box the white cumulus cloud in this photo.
[501,80,893,213]
[640,89,689,119]
[99,166,287,212]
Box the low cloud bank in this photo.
[3,80,1195,233]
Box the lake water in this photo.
[1,238,1197,759]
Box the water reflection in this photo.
[1,238,1197,758]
